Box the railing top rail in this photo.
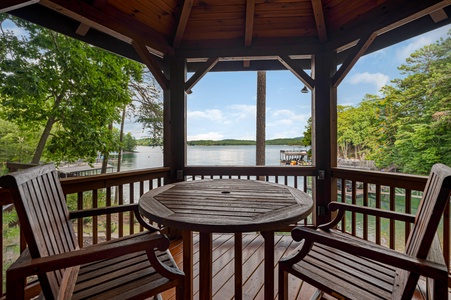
[184,166,316,176]
[332,167,427,190]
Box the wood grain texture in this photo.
[0,164,184,300]
[279,163,451,300]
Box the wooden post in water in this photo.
[256,71,266,180]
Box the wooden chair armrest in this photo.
[7,232,169,279]
[319,202,416,230]
[290,226,448,279]
[69,203,160,232]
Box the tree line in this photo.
[301,31,451,175]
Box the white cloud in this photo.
[396,25,451,62]
[230,104,256,119]
[349,72,389,92]
[188,109,225,122]
[187,132,224,141]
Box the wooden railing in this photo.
[1,165,450,296]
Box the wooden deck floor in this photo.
[160,233,434,300]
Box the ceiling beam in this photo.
[245,0,256,47]
[0,0,39,13]
[311,0,327,43]
[132,41,169,91]
[332,32,377,88]
[40,0,171,55]
[173,0,193,48]
[278,55,314,89]
[185,57,219,93]
[327,0,451,52]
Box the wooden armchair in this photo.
[0,164,184,300]
[279,163,451,300]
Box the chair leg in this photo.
[278,264,288,300]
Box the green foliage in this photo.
[336,32,451,174]
[0,16,143,164]
[0,118,39,163]
[123,132,137,152]
[186,137,303,146]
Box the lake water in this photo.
[112,145,304,171]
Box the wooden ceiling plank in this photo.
[173,0,193,48]
[75,23,90,36]
[331,32,377,88]
[278,55,314,89]
[0,0,39,13]
[40,0,171,55]
[311,0,327,43]
[430,8,448,23]
[185,57,219,92]
[245,0,256,47]
[132,41,169,90]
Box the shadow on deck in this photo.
[160,233,434,300]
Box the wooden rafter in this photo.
[132,41,169,91]
[0,0,39,13]
[331,32,377,88]
[245,0,256,47]
[40,0,171,55]
[311,0,327,43]
[278,55,314,90]
[173,0,193,48]
[185,57,219,93]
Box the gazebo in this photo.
[1,0,451,298]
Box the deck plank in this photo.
[159,232,432,300]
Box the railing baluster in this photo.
[93,189,98,244]
[389,187,395,250]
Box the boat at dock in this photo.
[280,150,310,166]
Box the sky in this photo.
[3,17,450,141]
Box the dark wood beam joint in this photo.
[173,0,193,48]
[430,8,448,23]
[245,0,256,47]
[311,0,327,43]
[185,57,219,93]
[0,0,39,13]
[132,41,169,90]
[332,32,377,88]
[278,55,314,89]
[75,23,90,36]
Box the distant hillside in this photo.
[187,137,304,146]
[136,137,305,146]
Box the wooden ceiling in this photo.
[2,0,451,73]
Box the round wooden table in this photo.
[139,179,313,299]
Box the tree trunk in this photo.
[31,116,56,164]
[117,106,127,172]
[256,71,266,170]
[101,123,113,174]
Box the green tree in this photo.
[0,16,143,165]
[123,132,137,152]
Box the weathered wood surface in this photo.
[279,163,451,300]
[139,179,313,233]
[0,164,184,300]
[139,178,313,299]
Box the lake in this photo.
[112,145,305,171]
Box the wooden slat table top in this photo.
[139,179,313,233]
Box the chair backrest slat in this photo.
[394,163,451,299]
[0,164,79,299]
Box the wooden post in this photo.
[163,55,187,184]
[312,50,337,225]
[256,71,266,171]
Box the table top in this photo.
[138,179,313,233]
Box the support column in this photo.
[163,55,187,183]
[312,50,337,225]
